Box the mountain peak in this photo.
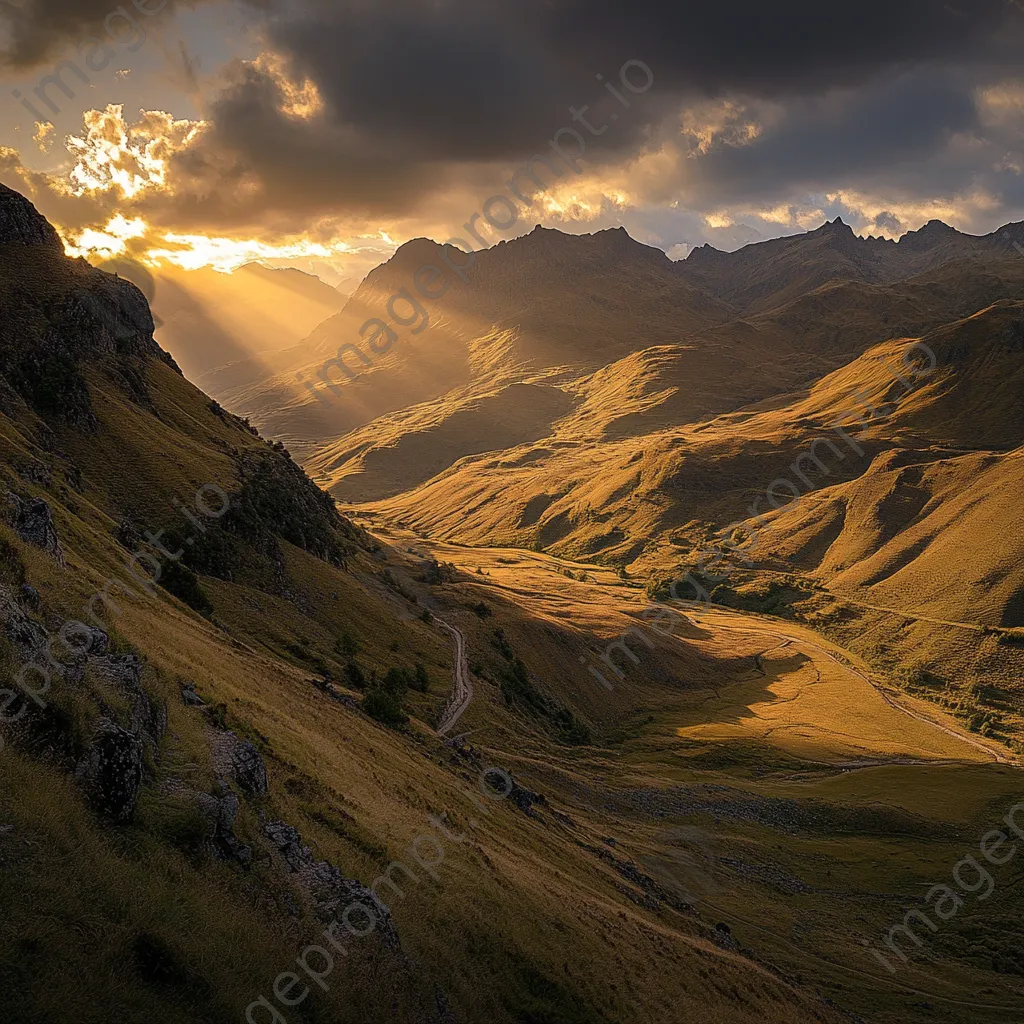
[912,218,957,237]
[899,218,960,251]
[0,182,63,250]
[817,215,854,235]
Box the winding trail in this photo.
[435,617,473,737]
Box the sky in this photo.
[2,0,1024,284]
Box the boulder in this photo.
[80,625,109,655]
[76,719,143,823]
[196,782,251,866]
[181,683,206,707]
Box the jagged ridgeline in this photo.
[0,183,362,595]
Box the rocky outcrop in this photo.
[128,689,167,761]
[231,740,269,796]
[0,183,63,250]
[0,583,52,665]
[91,652,143,689]
[79,625,109,655]
[263,820,401,949]
[210,731,269,798]
[508,780,546,816]
[76,719,144,823]
[7,493,65,566]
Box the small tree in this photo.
[363,689,408,726]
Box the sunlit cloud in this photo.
[681,99,766,156]
[145,232,353,273]
[63,104,205,199]
[704,212,734,229]
[825,189,1000,235]
[63,214,148,259]
[32,121,54,153]
[251,52,325,120]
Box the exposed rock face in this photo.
[210,731,270,797]
[55,281,156,363]
[7,493,65,566]
[0,583,52,665]
[76,719,144,823]
[91,652,143,688]
[263,819,401,949]
[231,740,269,797]
[0,183,63,250]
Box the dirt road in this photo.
[435,617,473,737]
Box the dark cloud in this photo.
[176,0,1023,220]
[679,69,983,206]
[873,211,906,234]
[250,0,1017,158]
[0,0,194,68]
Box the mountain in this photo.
[181,217,1024,466]
[306,233,1024,503]
[278,218,1024,748]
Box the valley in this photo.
[354,518,1024,1024]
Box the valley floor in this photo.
[365,519,1011,767]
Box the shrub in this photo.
[343,660,366,690]
[362,688,408,726]
[160,561,213,615]
[337,631,360,658]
